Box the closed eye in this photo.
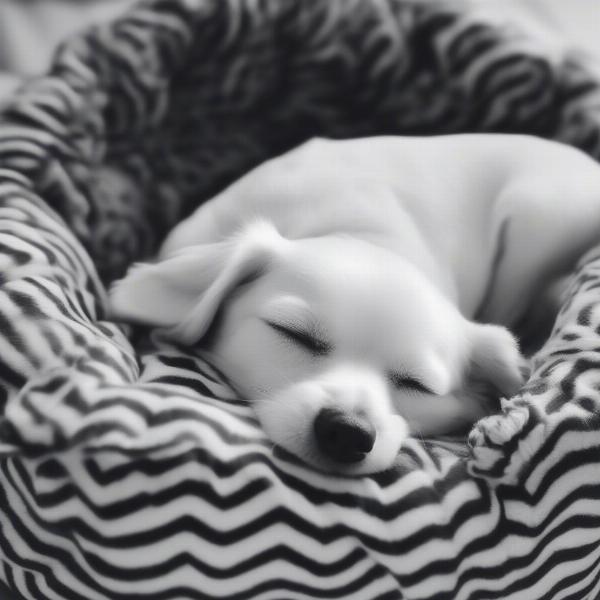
[265,320,332,356]
[389,371,433,395]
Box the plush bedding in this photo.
[1,0,600,598]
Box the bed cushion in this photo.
[1,1,600,598]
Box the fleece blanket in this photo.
[1,1,600,598]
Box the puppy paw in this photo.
[467,396,543,484]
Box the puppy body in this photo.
[111,135,600,474]
[161,134,600,326]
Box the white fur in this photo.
[110,134,600,474]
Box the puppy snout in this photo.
[313,408,376,463]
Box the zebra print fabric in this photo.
[1,0,600,598]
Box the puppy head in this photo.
[110,222,525,474]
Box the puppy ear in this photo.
[467,323,526,398]
[109,220,286,344]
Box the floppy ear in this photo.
[467,323,527,399]
[109,220,286,344]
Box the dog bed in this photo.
[1,1,600,598]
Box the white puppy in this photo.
[110,134,600,474]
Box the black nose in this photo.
[313,408,376,463]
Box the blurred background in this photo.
[478,0,599,58]
[0,0,136,97]
[0,0,598,101]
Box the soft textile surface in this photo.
[1,1,600,598]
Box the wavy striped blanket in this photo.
[1,1,600,599]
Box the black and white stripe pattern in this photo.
[0,0,600,598]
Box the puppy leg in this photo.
[477,181,600,330]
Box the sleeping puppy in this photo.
[110,134,600,474]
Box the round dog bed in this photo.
[1,1,600,598]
